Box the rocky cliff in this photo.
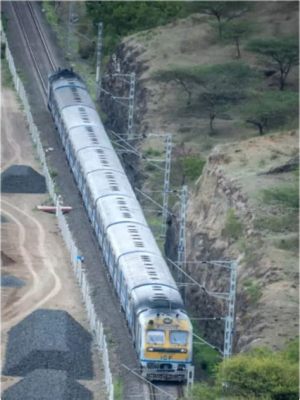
[185,131,298,351]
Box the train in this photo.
[47,68,193,382]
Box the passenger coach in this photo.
[48,69,193,381]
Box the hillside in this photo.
[186,130,298,351]
[109,1,299,354]
[119,1,298,153]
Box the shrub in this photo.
[262,185,299,209]
[223,209,243,240]
[243,279,262,304]
[78,38,94,60]
[187,340,299,400]
[188,383,220,400]
[274,236,299,253]
[144,147,162,157]
[216,347,299,399]
[181,156,206,182]
[254,212,299,233]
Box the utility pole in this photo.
[223,261,237,358]
[127,72,136,137]
[67,1,74,57]
[161,134,172,238]
[177,185,188,301]
[96,22,103,101]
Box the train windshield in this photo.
[170,331,188,345]
[146,330,165,344]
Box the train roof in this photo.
[86,169,135,202]
[132,285,184,312]
[96,195,147,230]
[61,106,101,131]
[68,125,113,153]
[77,147,124,175]
[107,222,161,262]
[119,252,177,291]
[52,84,94,111]
[50,69,87,91]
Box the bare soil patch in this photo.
[1,87,106,397]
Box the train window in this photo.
[146,330,165,344]
[170,331,188,345]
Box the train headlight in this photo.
[147,347,154,352]
[180,349,187,353]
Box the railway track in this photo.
[148,382,185,400]
[10,1,57,98]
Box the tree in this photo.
[85,1,184,53]
[187,1,251,39]
[152,68,195,106]
[154,63,257,134]
[193,63,256,133]
[223,20,256,58]
[246,36,299,90]
[242,91,298,135]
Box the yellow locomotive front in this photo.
[139,311,193,382]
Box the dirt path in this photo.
[1,89,106,396]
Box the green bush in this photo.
[194,342,221,375]
[188,382,220,400]
[274,236,299,253]
[243,279,262,304]
[181,156,206,182]
[254,212,299,233]
[192,322,222,376]
[1,59,13,88]
[188,340,299,399]
[223,209,243,240]
[216,345,299,399]
[78,38,94,60]
[42,1,59,26]
[143,147,162,157]
[262,185,299,209]
[113,378,123,400]
[281,338,299,363]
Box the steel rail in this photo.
[11,2,57,99]
[148,382,184,400]
[11,2,47,96]
[26,1,57,71]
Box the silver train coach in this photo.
[48,69,193,381]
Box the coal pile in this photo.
[1,165,46,193]
[2,369,92,400]
[1,274,25,288]
[3,309,93,379]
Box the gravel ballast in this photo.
[2,369,93,400]
[3,309,94,379]
[1,165,46,193]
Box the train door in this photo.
[135,323,142,356]
[120,280,127,310]
[126,296,132,327]
[117,270,122,296]
[65,137,71,160]
[102,235,111,271]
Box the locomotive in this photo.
[48,69,193,381]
